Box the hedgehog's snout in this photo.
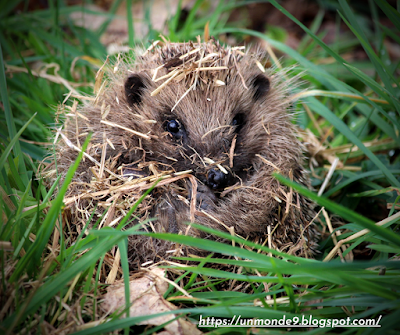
[206,168,230,190]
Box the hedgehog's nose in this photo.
[207,168,228,190]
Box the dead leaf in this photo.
[102,268,202,335]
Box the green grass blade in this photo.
[374,0,400,31]
[0,113,37,174]
[338,1,400,100]
[9,134,92,283]
[307,97,400,188]
[118,238,130,331]
[0,42,29,186]
[3,234,127,331]
[273,172,400,246]
[13,176,60,258]
[0,0,23,19]
[324,169,400,197]
[97,0,123,36]
[182,0,203,38]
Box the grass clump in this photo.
[1,0,400,334]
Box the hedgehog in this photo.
[52,38,318,268]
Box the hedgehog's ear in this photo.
[251,74,270,101]
[125,74,147,106]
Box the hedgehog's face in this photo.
[123,67,285,203]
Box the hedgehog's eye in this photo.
[231,113,245,133]
[165,119,186,140]
[167,119,180,134]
